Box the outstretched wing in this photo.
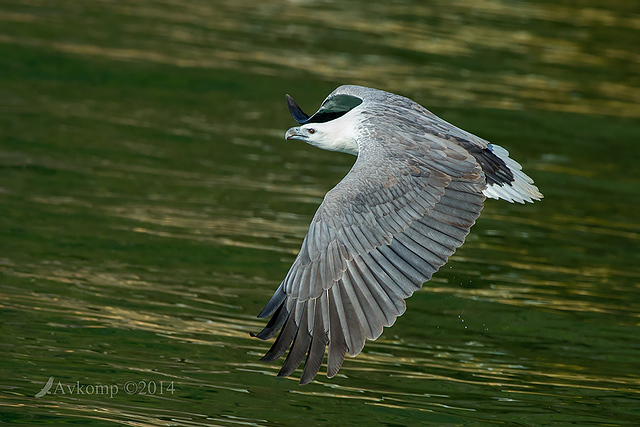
[254,108,487,384]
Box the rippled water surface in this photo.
[1,0,639,425]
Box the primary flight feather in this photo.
[253,85,542,384]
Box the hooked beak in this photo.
[285,126,307,141]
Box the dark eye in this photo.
[307,128,316,134]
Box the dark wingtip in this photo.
[257,286,287,319]
[299,376,313,385]
[286,94,310,124]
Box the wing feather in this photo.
[349,261,389,334]
[330,283,365,356]
[300,303,329,384]
[278,304,312,377]
[389,237,438,279]
[252,302,287,340]
[380,242,428,282]
[340,270,375,339]
[352,255,400,324]
[261,309,298,362]
[327,289,348,378]
[367,249,417,299]
[257,284,286,319]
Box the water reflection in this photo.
[1,0,639,117]
[2,0,640,424]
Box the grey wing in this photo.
[254,121,486,384]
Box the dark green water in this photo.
[1,0,639,425]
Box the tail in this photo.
[477,144,543,204]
